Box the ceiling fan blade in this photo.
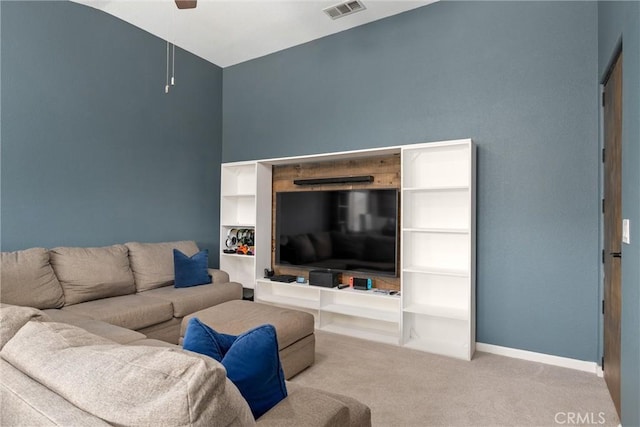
[175,0,197,9]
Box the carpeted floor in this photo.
[290,331,619,426]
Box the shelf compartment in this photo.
[402,312,471,360]
[402,272,469,316]
[402,144,470,189]
[403,304,468,321]
[256,298,320,327]
[320,289,400,323]
[402,185,469,192]
[402,188,470,230]
[255,281,320,309]
[320,313,400,346]
[221,224,255,234]
[221,164,256,196]
[403,232,470,272]
[321,304,399,323]
[257,293,319,310]
[402,228,469,234]
[402,266,468,276]
[220,196,256,226]
[220,253,255,259]
[221,224,255,229]
[403,337,469,359]
[220,225,256,258]
[219,255,255,289]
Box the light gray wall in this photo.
[223,1,601,362]
[598,2,640,425]
[1,1,223,263]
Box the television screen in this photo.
[275,189,398,277]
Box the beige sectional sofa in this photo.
[1,241,242,344]
[0,241,372,426]
[0,305,371,426]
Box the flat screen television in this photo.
[275,189,398,277]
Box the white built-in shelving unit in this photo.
[221,139,475,359]
[401,140,476,360]
[219,162,271,289]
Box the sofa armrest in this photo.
[207,268,230,284]
[257,387,350,426]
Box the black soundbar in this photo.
[293,176,374,186]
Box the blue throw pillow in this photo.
[173,249,212,288]
[183,318,287,419]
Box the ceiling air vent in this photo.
[323,0,366,20]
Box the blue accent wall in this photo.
[1,1,223,263]
[598,2,640,425]
[223,1,601,362]
[3,1,636,418]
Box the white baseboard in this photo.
[596,364,604,378]
[476,343,599,374]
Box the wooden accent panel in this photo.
[271,154,401,290]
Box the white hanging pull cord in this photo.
[171,43,176,86]
[165,41,170,94]
[170,5,176,88]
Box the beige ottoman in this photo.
[181,300,315,379]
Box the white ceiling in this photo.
[71,0,435,67]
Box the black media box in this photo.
[309,270,340,288]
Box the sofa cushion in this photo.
[1,248,65,309]
[287,383,372,427]
[137,318,182,344]
[126,241,200,291]
[0,304,50,350]
[50,245,135,306]
[141,279,242,317]
[43,309,146,344]
[183,319,287,419]
[61,294,174,330]
[173,249,212,288]
[256,384,352,426]
[41,308,93,323]
[1,321,255,426]
[258,383,372,426]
